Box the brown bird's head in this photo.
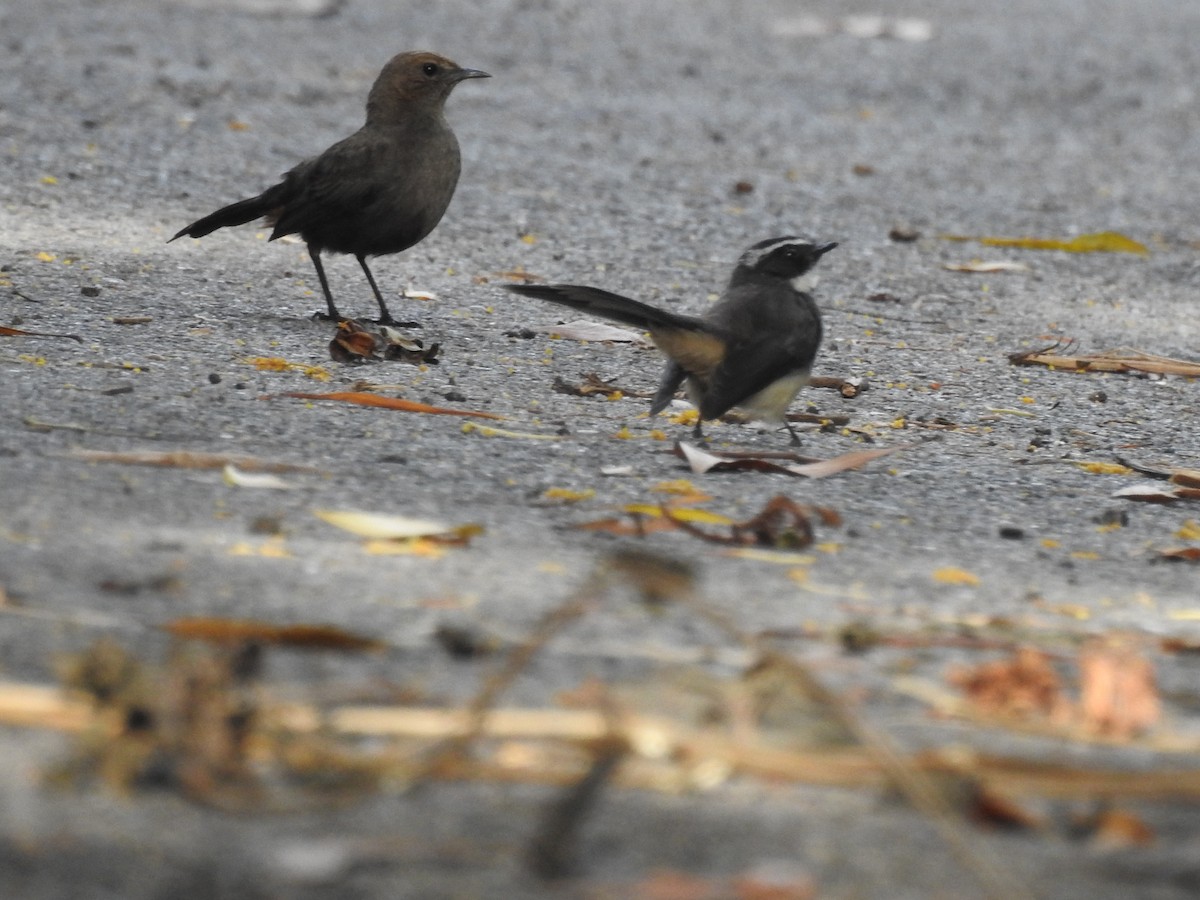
[367,51,490,123]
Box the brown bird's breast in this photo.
[280,116,463,258]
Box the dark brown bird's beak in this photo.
[815,241,838,256]
[451,67,491,82]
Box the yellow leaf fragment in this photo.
[363,538,445,557]
[942,231,1148,255]
[1077,462,1133,476]
[933,566,980,586]
[542,487,595,502]
[228,538,291,558]
[663,507,734,526]
[460,422,560,440]
[1176,520,1200,541]
[1051,603,1091,620]
[723,548,816,566]
[249,357,332,381]
[651,479,710,500]
[36,252,56,262]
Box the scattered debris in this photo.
[162,618,384,652]
[943,260,1030,274]
[1009,343,1200,377]
[674,441,910,478]
[277,391,503,420]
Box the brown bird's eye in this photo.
[422,62,440,77]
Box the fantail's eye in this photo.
[422,62,440,77]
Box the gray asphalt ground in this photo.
[2,0,1200,897]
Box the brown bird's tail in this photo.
[168,193,277,242]
[505,283,705,333]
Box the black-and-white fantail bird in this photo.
[506,236,836,444]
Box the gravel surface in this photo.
[2,0,1199,897]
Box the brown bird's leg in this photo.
[357,254,419,328]
[307,245,343,321]
[692,419,707,445]
[784,420,802,446]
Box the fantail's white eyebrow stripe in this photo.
[738,237,806,268]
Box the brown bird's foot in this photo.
[784,421,803,446]
[375,313,421,329]
[310,309,348,324]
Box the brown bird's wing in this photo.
[267,132,438,253]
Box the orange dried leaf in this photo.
[1089,808,1156,848]
[1160,547,1200,562]
[162,617,384,652]
[279,391,503,420]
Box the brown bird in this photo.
[170,51,489,325]
[507,237,836,444]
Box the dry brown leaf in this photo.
[0,324,83,342]
[1010,344,1200,377]
[329,319,381,363]
[1159,547,1200,562]
[571,515,679,536]
[162,618,384,652]
[552,372,627,397]
[1087,808,1156,849]
[969,786,1044,831]
[674,442,909,478]
[379,326,440,365]
[1112,481,1200,503]
[663,495,840,549]
[278,391,503,420]
[948,648,1071,724]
